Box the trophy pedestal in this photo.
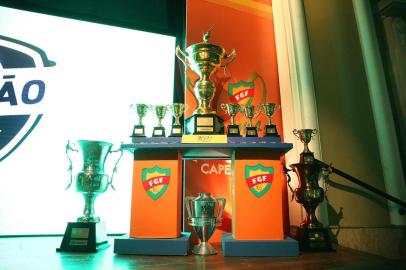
[185,114,224,135]
[295,227,334,252]
[227,124,241,137]
[152,127,166,137]
[245,127,258,137]
[132,125,146,137]
[222,233,299,256]
[113,232,191,255]
[170,125,183,137]
[264,124,279,137]
[57,222,109,252]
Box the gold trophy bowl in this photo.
[176,29,236,134]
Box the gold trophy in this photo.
[151,105,169,137]
[242,104,261,137]
[169,103,188,137]
[130,103,150,137]
[176,29,236,134]
[261,103,280,137]
[287,129,333,251]
[220,103,242,136]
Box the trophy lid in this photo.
[185,29,226,56]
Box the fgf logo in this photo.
[0,35,55,161]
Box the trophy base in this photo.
[227,124,241,137]
[264,124,279,137]
[57,222,109,253]
[296,227,334,252]
[132,125,146,137]
[185,114,224,135]
[245,127,258,137]
[170,125,183,137]
[152,127,166,137]
[192,241,217,255]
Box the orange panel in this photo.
[232,159,284,240]
[130,157,182,238]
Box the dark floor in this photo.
[0,236,405,270]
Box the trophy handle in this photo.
[108,147,123,191]
[220,103,227,113]
[221,49,236,75]
[65,140,78,190]
[215,197,226,222]
[293,129,300,139]
[175,46,189,67]
[185,196,195,219]
[282,164,295,201]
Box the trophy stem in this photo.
[247,118,253,127]
[138,117,143,126]
[230,115,235,126]
[303,143,310,153]
[175,116,181,126]
[79,193,99,223]
[301,205,323,228]
[267,117,272,126]
[158,119,163,127]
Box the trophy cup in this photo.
[293,128,318,163]
[242,104,261,137]
[261,103,280,137]
[176,29,236,134]
[130,103,149,137]
[220,103,242,136]
[169,103,188,137]
[58,140,123,252]
[287,129,333,251]
[151,105,169,137]
[185,193,226,255]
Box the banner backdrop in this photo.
[184,0,289,242]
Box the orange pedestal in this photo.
[129,150,182,238]
[232,151,284,240]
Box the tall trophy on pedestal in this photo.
[262,103,280,137]
[242,104,261,137]
[58,140,122,252]
[221,103,242,136]
[287,129,333,251]
[169,103,188,137]
[151,105,169,137]
[130,103,149,137]
[185,193,226,255]
[176,29,236,134]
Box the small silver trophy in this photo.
[185,193,226,255]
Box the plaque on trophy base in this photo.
[152,127,166,137]
[57,222,109,252]
[295,227,334,252]
[185,114,224,135]
[227,124,240,137]
[245,127,258,137]
[170,125,183,137]
[264,124,279,137]
[132,125,146,137]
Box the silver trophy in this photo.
[58,140,122,252]
[185,193,226,255]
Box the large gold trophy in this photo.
[176,29,236,134]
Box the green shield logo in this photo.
[228,79,255,105]
[245,164,274,198]
[142,165,170,200]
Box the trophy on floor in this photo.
[58,140,123,252]
[130,103,149,137]
[176,29,236,134]
[185,193,226,255]
[287,129,333,251]
[242,104,261,137]
[221,103,242,136]
[169,103,188,137]
[151,105,169,137]
[262,103,280,137]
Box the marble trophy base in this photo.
[114,232,191,255]
[57,222,109,253]
[296,227,334,252]
[131,125,146,137]
[264,124,279,137]
[185,114,224,135]
[221,233,299,257]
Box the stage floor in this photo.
[0,236,404,270]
